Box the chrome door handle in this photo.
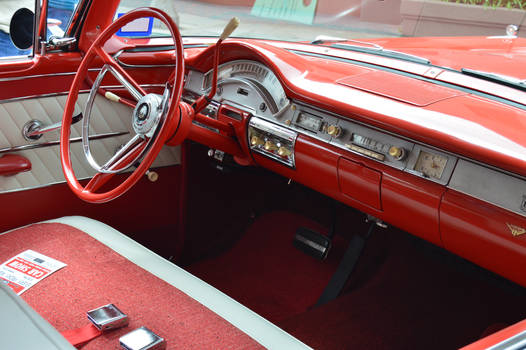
[23,113,83,141]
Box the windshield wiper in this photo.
[311,36,430,65]
[461,68,526,91]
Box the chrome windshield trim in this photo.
[462,68,526,90]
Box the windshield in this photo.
[117,0,525,41]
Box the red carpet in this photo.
[188,211,347,322]
[186,211,526,349]
[278,226,526,349]
[0,223,262,349]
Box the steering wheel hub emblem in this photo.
[137,103,149,121]
[133,94,164,137]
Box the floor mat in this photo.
[187,211,347,322]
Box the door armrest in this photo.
[0,154,31,176]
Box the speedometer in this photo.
[203,60,288,114]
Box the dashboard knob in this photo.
[264,141,278,151]
[277,146,292,157]
[388,146,405,160]
[250,135,264,146]
[327,125,342,138]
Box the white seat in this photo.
[1,216,310,350]
[0,282,75,350]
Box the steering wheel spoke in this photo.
[101,134,147,172]
[94,46,147,101]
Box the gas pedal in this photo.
[293,227,332,260]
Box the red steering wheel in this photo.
[60,8,185,203]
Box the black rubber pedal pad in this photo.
[293,227,332,260]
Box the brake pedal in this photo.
[293,227,332,260]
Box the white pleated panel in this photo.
[0,93,181,193]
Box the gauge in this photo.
[413,151,448,179]
[296,113,322,132]
[202,60,288,115]
[352,134,390,154]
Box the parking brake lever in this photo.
[23,113,83,141]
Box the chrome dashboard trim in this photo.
[449,159,526,218]
[0,131,129,154]
[248,116,297,168]
[287,101,526,217]
[250,117,297,140]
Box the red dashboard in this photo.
[0,3,525,348]
[133,38,526,289]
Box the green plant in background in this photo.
[443,0,525,9]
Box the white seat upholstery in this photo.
[0,282,75,350]
[38,216,310,350]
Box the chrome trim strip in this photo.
[32,0,40,57]
[0,164,175,195]
[0,92,74,104]
[0,131,128,154]
[0,68,101,82]
[488,330,526,350]
[0,85,165,104]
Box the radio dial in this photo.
[278,146,292,157]
[388,146,405,160]
[327,125,342,138]
[264,141,278,151]
[250,135,264,146]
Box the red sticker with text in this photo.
[0,250,66,295]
